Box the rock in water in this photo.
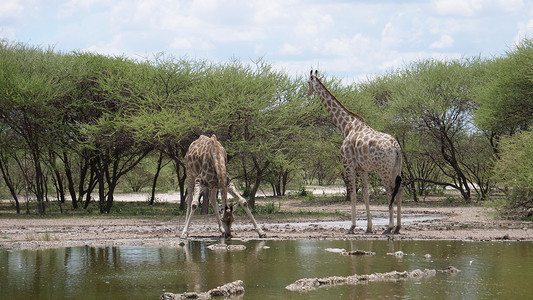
[342,250,376,256]
[161,280,244,299]
[285,267,458,292]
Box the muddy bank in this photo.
[0,203,532,250]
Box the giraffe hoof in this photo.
[382,228,393,235]
[394,227,401,234]
[258,232,267,238]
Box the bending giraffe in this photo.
[307,70,403,234]
[180,135,266,239]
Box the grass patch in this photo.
[0,190,486,220]
[25,231,59,242]
[0,200,185,219]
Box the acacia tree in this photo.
[183,60,305,208]
[389,58,486,202]
[79,55,158,213]
[474,38,533,214]
[118,55,207,210]
[474,38,533,153]
[0,128,25,213]
[0,41,79,214]
[491,131,533,218]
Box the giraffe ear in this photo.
[315,70,318,76]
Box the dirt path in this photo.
[1,200,532,250]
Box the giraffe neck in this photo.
[312,76,366,137]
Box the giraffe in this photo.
[307,70,403,234]
[180,134,266,239]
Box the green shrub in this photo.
[491,131,533,219]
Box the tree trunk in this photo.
[149,151,164,205]
[173,159,187,211]
[97,159,106,213]
[248,157,270,209]
[105,185,115,213]
[32,151,46,215]
[79,157,90,207]
[52,167,66,204]
[0,156,20,214]
[200,189,209,215]
[281,170,289,196]
[63,152,78,209]
[83,159,98,209]
[438,127,471,203]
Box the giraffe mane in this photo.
[313,75,366,124]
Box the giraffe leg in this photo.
[208,188,227,236]
[180,183,193,239]
[342,150,357,234]
[394,187,402,234]
[181,196,191,239]
[181,179,202,239]
[347,180,357,234]
[382,174,402,235]
[360,172,373,234]
[228,182,266,238]
[383,198,395,235]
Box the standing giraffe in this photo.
[307,70,403,234]
[180,135,266,239]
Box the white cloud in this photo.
[433,0,482,17]
[170,37,213,51]
[432,0,525,17]
[381,21,402,49]
[58,0,108,17]
[430,34,454,49]
[252,1,291,24]
[83,37,125,57]
[279,43,302,55]
[1,0,530,83]
[321,33,375,59]
[0,0,24,19]
[515,18,533,43]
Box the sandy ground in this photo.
[1,198,532,250]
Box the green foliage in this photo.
[491,131,533,218]
[298,186,311,197]
[247,202,279,214]
[474,38,533,135]
[0,38,532,215]
[374,57,487,202]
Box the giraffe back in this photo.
[343,122,401,177]
[185,135,228,189]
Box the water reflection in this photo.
[1,240,532,299]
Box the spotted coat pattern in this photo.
[180,135,266,239]
[308,71,403,234]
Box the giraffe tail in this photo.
[389,150,402,209]
[390,175,402,209]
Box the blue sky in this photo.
[1,0,533,83]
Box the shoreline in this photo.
[1,203,532,250]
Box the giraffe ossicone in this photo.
[308,70,403,234]
[180,135,266,239]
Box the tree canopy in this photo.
[0,38,532,218]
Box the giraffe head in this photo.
[307,70,319,96]
[221,205,234,239]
